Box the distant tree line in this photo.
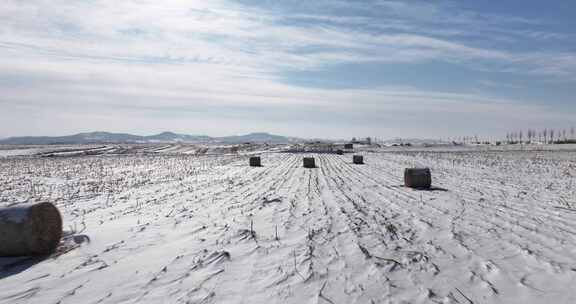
[505,126,576,144]
[444,126,575,146]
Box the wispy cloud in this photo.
[2,0,574,74]
[0,0,574,138]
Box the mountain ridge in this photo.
[0,131,302,145]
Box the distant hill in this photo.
[219,132,299,144]
[0,131,300,145]
[145,132,214,143]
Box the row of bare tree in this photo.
[506,127,575,144]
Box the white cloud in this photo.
[0,0,574,138]
[1,0,573,74]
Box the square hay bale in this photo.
[353,155,364,164]
[249,157,261,167]
[303,157,316,168]
[404,168,432,189]
[344,143,353,149]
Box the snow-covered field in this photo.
[1,148,576,303]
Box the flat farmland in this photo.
[1,148,576,304]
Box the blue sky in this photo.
[0,0,575,139]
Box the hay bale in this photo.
[249,156,261,167]
[336,149,344,155]
[0,202,62,256]
[353,155,364,164]
[303,157,316,168]
[344,143,353,149]
[404,168,432,189]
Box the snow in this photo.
[0,148,42,158]
[1,148,576,303]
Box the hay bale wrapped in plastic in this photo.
[404,168,432,189]
[0,202,62,256]
[249,156,261,167]
[303,157,315,168]
[353,155,364,164]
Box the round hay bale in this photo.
[0,202,62,256]
[249,156,261,167]
[353,155,364,164]
[404,168,432,189]
[303,157,316,168]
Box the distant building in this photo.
[350,137,372,145]
[307,142,335,153]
